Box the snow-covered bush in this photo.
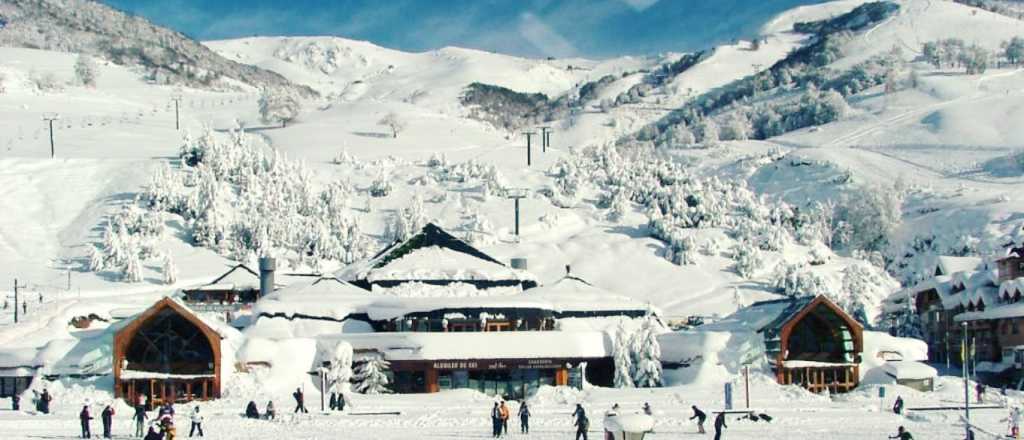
[369,172,392,198]
[258,87,301,127]
[30,71,62,92]
[831,184,903,252]
[327,342,354,396]
[332,150,358,166]
[839,262,894,325]
[74,54,99,87]
[461,210,496,246]
[353,356,391,394]
[772,262,828,297]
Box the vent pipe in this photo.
[259,257,276,299]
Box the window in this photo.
[1016,321,1022,335]
[485,322,512,332]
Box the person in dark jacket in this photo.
[518,401,530,434]
[573,408,589,440]
[265,401,276,420]
[976,383,986,403]
[133,404,149,437]
[245,401,260,419]
[101,404,115,438]
[329,393,338,411]
[144,426,162,440]
[893,396,904,415]
[713,412,727,440]
[39,389,52,414]
[79,405,93,439]
[888,425,914,440]
[490,402,501,438]
[336,393,346,412]
[293,388,308,414]
[12,394,19,411]
[690,405,707,434]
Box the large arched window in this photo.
[786,303,857,363]
[124,309,215,375]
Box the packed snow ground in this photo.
[0,377,1017,440]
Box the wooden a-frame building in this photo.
[113,297,223,408]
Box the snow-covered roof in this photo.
[326,330,610,360]
[935,256,982,276]
[338,223,535,284]
[881,360,937,380]
[1001,278,1024,300]
[205,264,261,289]
[252,275,652,323]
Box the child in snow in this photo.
[189,406,204,437]
[690,405,707,434]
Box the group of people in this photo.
[78,400,205,440]
[490,400,531,437]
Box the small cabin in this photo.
[113,298,223,409]
[181,260,279,310]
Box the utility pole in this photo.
[522,131,537,167]
[744,365,750,409]
[13,278,26,324]
[171,94,183,130]
[539,126,551,152]
[42,113,59,158]
[506,189,528,236]
[962,321,971,439]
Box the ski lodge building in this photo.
[885,242,1024,384]
[242,223,653,400]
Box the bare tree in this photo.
[378,112,405,138]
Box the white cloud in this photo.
[517,13,578,58]
[619,0,660,12]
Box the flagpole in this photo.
[963,321,971,438]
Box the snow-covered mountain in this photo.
[0,0,1022,329]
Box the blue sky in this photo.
[103,0,823,59]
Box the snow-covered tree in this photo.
[353,356,392,394]
[697,119,719,147]
[378,112,405,138]
[612,322,635,388]
[258,87,301,128]
[631,316,663,388]
[1005,37,1024,66]
[369,172,392,198]
[606,189,631,223]
[161,255,178,285]
[720,113,751,141]
[123,250,143,283]
[327,342,354,396]
[74,54,99,87]
[385,194,428,243]
[732,241,763,278]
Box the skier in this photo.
[133,403,149,437]
[573,406,590,440]
[499,400,510,435]
[690,405,707,434]
[265,400,276,420]
[713,412,727,440]
[293,387,308,413]
[642,402,653,416]
[245,401,260,419]
[101,404,115,438]
[39,388,52,414]
[189,406,204,437]
[892,395,904,415]
[79,405,93,439]
[144,426,162,440]
[490,402,501,438]
[888,425,914,440]
[518,401,530,434]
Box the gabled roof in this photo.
[707,295,862,338]
[205,264,260,289]
[935,256,982,277]
[114,297,225,341]
[338,223,535,284]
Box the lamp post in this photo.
[962,321,971,439]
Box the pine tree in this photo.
[631,316,663,388]
[123,250,143,283]
[162,255,178,285]
[353,356,392,395]
[612,322,635,388]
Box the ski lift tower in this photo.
[42,113,60,158]
[538,126,551,152]
[506,188,528,237]
[522,131,537,166]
